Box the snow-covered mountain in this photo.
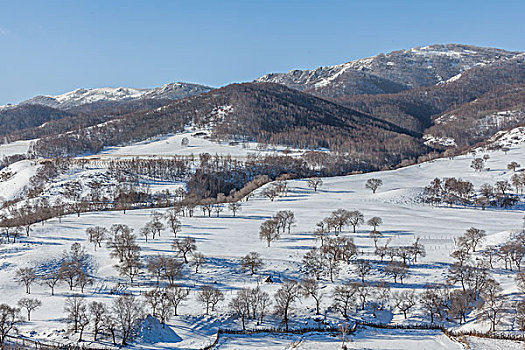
[256,44,522,98]
[18,82,212,111]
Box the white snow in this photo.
[0,137,524,348]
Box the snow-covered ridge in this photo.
[16,82,212,110]
[256,44,522,94]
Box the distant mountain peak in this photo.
[18,82,212,110]
[256,44,523,98]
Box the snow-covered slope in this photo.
[0,140,524,348]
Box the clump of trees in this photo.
[423,177,520,208]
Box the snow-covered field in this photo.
[0,131,524,349]
[98,129,309,159]
[0,139,33,159]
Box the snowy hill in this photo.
[256,44,521,98]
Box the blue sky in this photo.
[1,0,524,105]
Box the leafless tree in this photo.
[471,158,485,172]
[259,218,280,247]
[478,278,506,332]
[369,230,383,249]
[262,186,279,201]
[275,210,296,234]
[241,252,264,275]
[307,177,323,192]
[507,161,521,172]
[15,267,37,294]
[0,304,21,347]
[449,289,475,324]
[348,210,364,233]
[191,252,206,273]
[89,301,106,341]
[300,278,323,315]
[332,283,356,319]
[229,288,251,330]
[165,285,189,316]
[274,280,299,331]
[228,202,242,217]
[197,286,224,315]
[165,209,182,237]
[516,300,525,330]
[64,294,87,333]
[384,261,408,284]
[420,285,447,323]
[366,178,383,194]
[394,290,417,319]
[302,247,325,281]
[164,257,184,286]
[17,298,41,321]
[355,259,372,283]
[367,217,382,231]
[86,226,107,251]
[172,237,197,264]
[112,294,144,345]
[41,270,61,295]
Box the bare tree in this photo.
[41,270,61,295]
[348,210,364,233]
[165,209,181,237]
[197,286,224,315]
[394,290,417,319]
[449,289,475,324]
[471,158,485,172]
[479,278,506,332]
[259,218,280,247]
[64,294,86,333]
[241,252,264,274]
[516,300,525,330]
[229,288,251,330]
[15,267,37,294]
[507,161,521,172]
[302,247,325,281]
[17,298,41,321]
[228,202,242,217]
[112,294,144,345]
[355,259,372,283]
[0,304,21,347]
[367,217,382,231]
[262,186,279,201]
[115,250,142,284]
[191,252,206,273]
[86,226,107,251]
[307,177,323,192]
[274,280,299,331]
[384,261,408,284]
[172,237,197,264]
[165,285,189,316]
[332,283,356,319]
[369,230,383,249]
[164,257,184,286]
[420,285,447,323]
[366,178,383,194]
[89,301,106,341]
[300,278,323,315]
[461,227,486,253]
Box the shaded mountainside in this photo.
[256,44,521,98]
[426,83,525,147]
[0,104,73,137]
[333,55,525,141]
[32,83,427,168]
[0,83,212,142]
